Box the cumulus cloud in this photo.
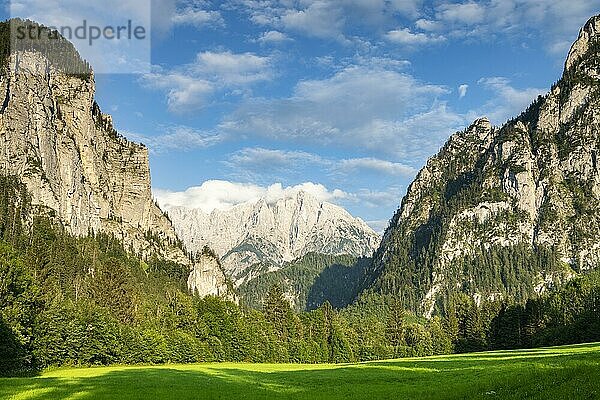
[426,0,600,54]
[436,2,486,25]
[458,84,469,99]
[415,18,442,32]
[279,2,346,40]
[385,28,445,45]
[154,180,348,213]
[171,9,224,28]
[140,51,272,112]
[140,69,214,112]
[227,0,598,52]
[150,0,224,34]
[193,51,273,85]
[256,30,292,44]
[228,0,424,41]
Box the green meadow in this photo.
[0,344,600,400]
[1,343,599,400]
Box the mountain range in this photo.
[164,191,381,286]
[0,20,233,299]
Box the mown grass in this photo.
[1,343,599,399]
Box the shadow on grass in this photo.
[1,346,599,399]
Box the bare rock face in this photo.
[0,40,230,299]
[367,14,600,317]
[188,250,232,298]
[165,190,381,286]
[0,51,183,260]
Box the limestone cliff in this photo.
[188,248,233,298]
[366,15,600,317]
[0,21,231,299]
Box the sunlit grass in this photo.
[1,342,599,399]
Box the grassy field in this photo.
[1,343,599,399]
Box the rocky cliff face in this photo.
[165,190,381,285]
[0,50,180,259]
[0,21,231,299]
[188,249,233,298]
[366,15,600,317]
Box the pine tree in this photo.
[385,296,405,357]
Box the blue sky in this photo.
[4,1,600,232]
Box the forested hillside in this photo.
[0,175,448,374]
[239,253,370,311]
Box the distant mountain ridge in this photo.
[165,190,381,285]
[363,14,600,317]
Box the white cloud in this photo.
[125,125,223,153]
[336,158,416,177]
[256,30,292,44]
[436,2,486,25]
[193,51,272,85]
[141,69,214,112]
[385,28,445,45]
[172,9,224,28]
[154,180,348,213]
[474,77,545,124]
[141,51,272,112]
[233,0,600,54]
[151,0,224,34]
[415,18,442,32]
[458,84,469,99]
[228,0,424,41]
[280,2,346,40]
[428,0,600,54]
[220,65,463,162]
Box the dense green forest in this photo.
[239,253,370,311]
[0,175,599,376]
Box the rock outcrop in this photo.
[188,248,232,298]
[366,14,600,317]
[165,190,381,285]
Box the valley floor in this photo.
[1,343,599,399]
